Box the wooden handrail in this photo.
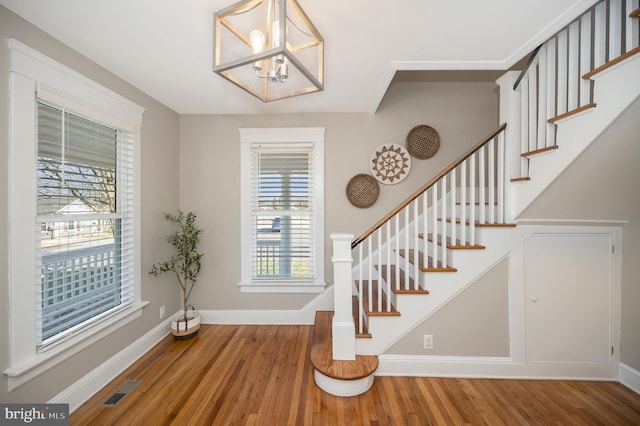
[513,45,542,90]
[352,123,507,249]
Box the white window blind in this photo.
[251,146,314,280]
[36,100,135,347]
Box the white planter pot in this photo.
[171,310,200,339]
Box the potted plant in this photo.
[150,210,203,339]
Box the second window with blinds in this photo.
[239,128,325,293]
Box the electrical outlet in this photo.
[160,305,166,319]
[423,334,433,350]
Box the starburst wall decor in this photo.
[369,143,411,184]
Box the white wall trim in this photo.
[49,316,172,413]
[377,354,618,380]
[369,60,506,114]
[619,363,640,395]
[201,285,334,325]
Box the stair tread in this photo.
[511,177,531,182]
[422,233,485,250]
[397,249,457,272]
[548,103,596,124]
[376,265,430,294]
[355,280,401,315]
[438,218,517,228]
[310,311,378,380]
[583,46,640,79]
[521,145,558,158]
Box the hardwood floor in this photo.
[71,324,640,425]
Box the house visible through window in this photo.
[6,39,144,390]
[37,100,135,346]
[253,148,314,280]
[240,128,325,293]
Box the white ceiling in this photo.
[1,0,591,114]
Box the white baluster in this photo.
[479,146,486,224]
[377,228,382,312]
[413,199,419,290]
[497,132,505,224]
[367,237,372,314]
[440,175,447,268]
[395,214,400,291]
[432,184,438,269]
[460,160,467,245]
[469,153,476,246]
[450,168,457,248]
[386,220,391,312]
[489,138,496,224]
[422,191,428,289]
[358,244,363,334]
[404,206,410,290]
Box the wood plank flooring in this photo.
[71,324,640,425]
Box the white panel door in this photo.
[525,233,611,364]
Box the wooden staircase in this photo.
[314,0,640,396]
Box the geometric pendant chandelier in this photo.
[213,0,324,102]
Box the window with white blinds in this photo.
[239,128,325,293]
[251,147,314,280]
[36,100,135,347]
[6,40,144,389]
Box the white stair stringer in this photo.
[511,54,640,219]
[355,224,542,356]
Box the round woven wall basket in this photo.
[346,173,379,208]
[406,125,440,159]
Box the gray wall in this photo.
[179,82,499,310]
[622,212,640,371]
[0,6,180,402]
[385,258,510,356]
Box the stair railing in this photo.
[512,0,639,179]
[346,124,507,335]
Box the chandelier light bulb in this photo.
[250,30,265,71]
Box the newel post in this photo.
[330,233,356,360]
[496,71,521,223]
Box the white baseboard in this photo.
[619,363,640,395]
[49,317,172,413]
[377,354,618,381]
[200,286,334,325]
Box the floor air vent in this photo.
[100,380,141,407]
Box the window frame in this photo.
[239,128,325,293]
[4,39,147,391]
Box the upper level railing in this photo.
[513,0,639,178]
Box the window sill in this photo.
[238,281,326,294]
[4,301,149,391]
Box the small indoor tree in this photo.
[150,210,203,338]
